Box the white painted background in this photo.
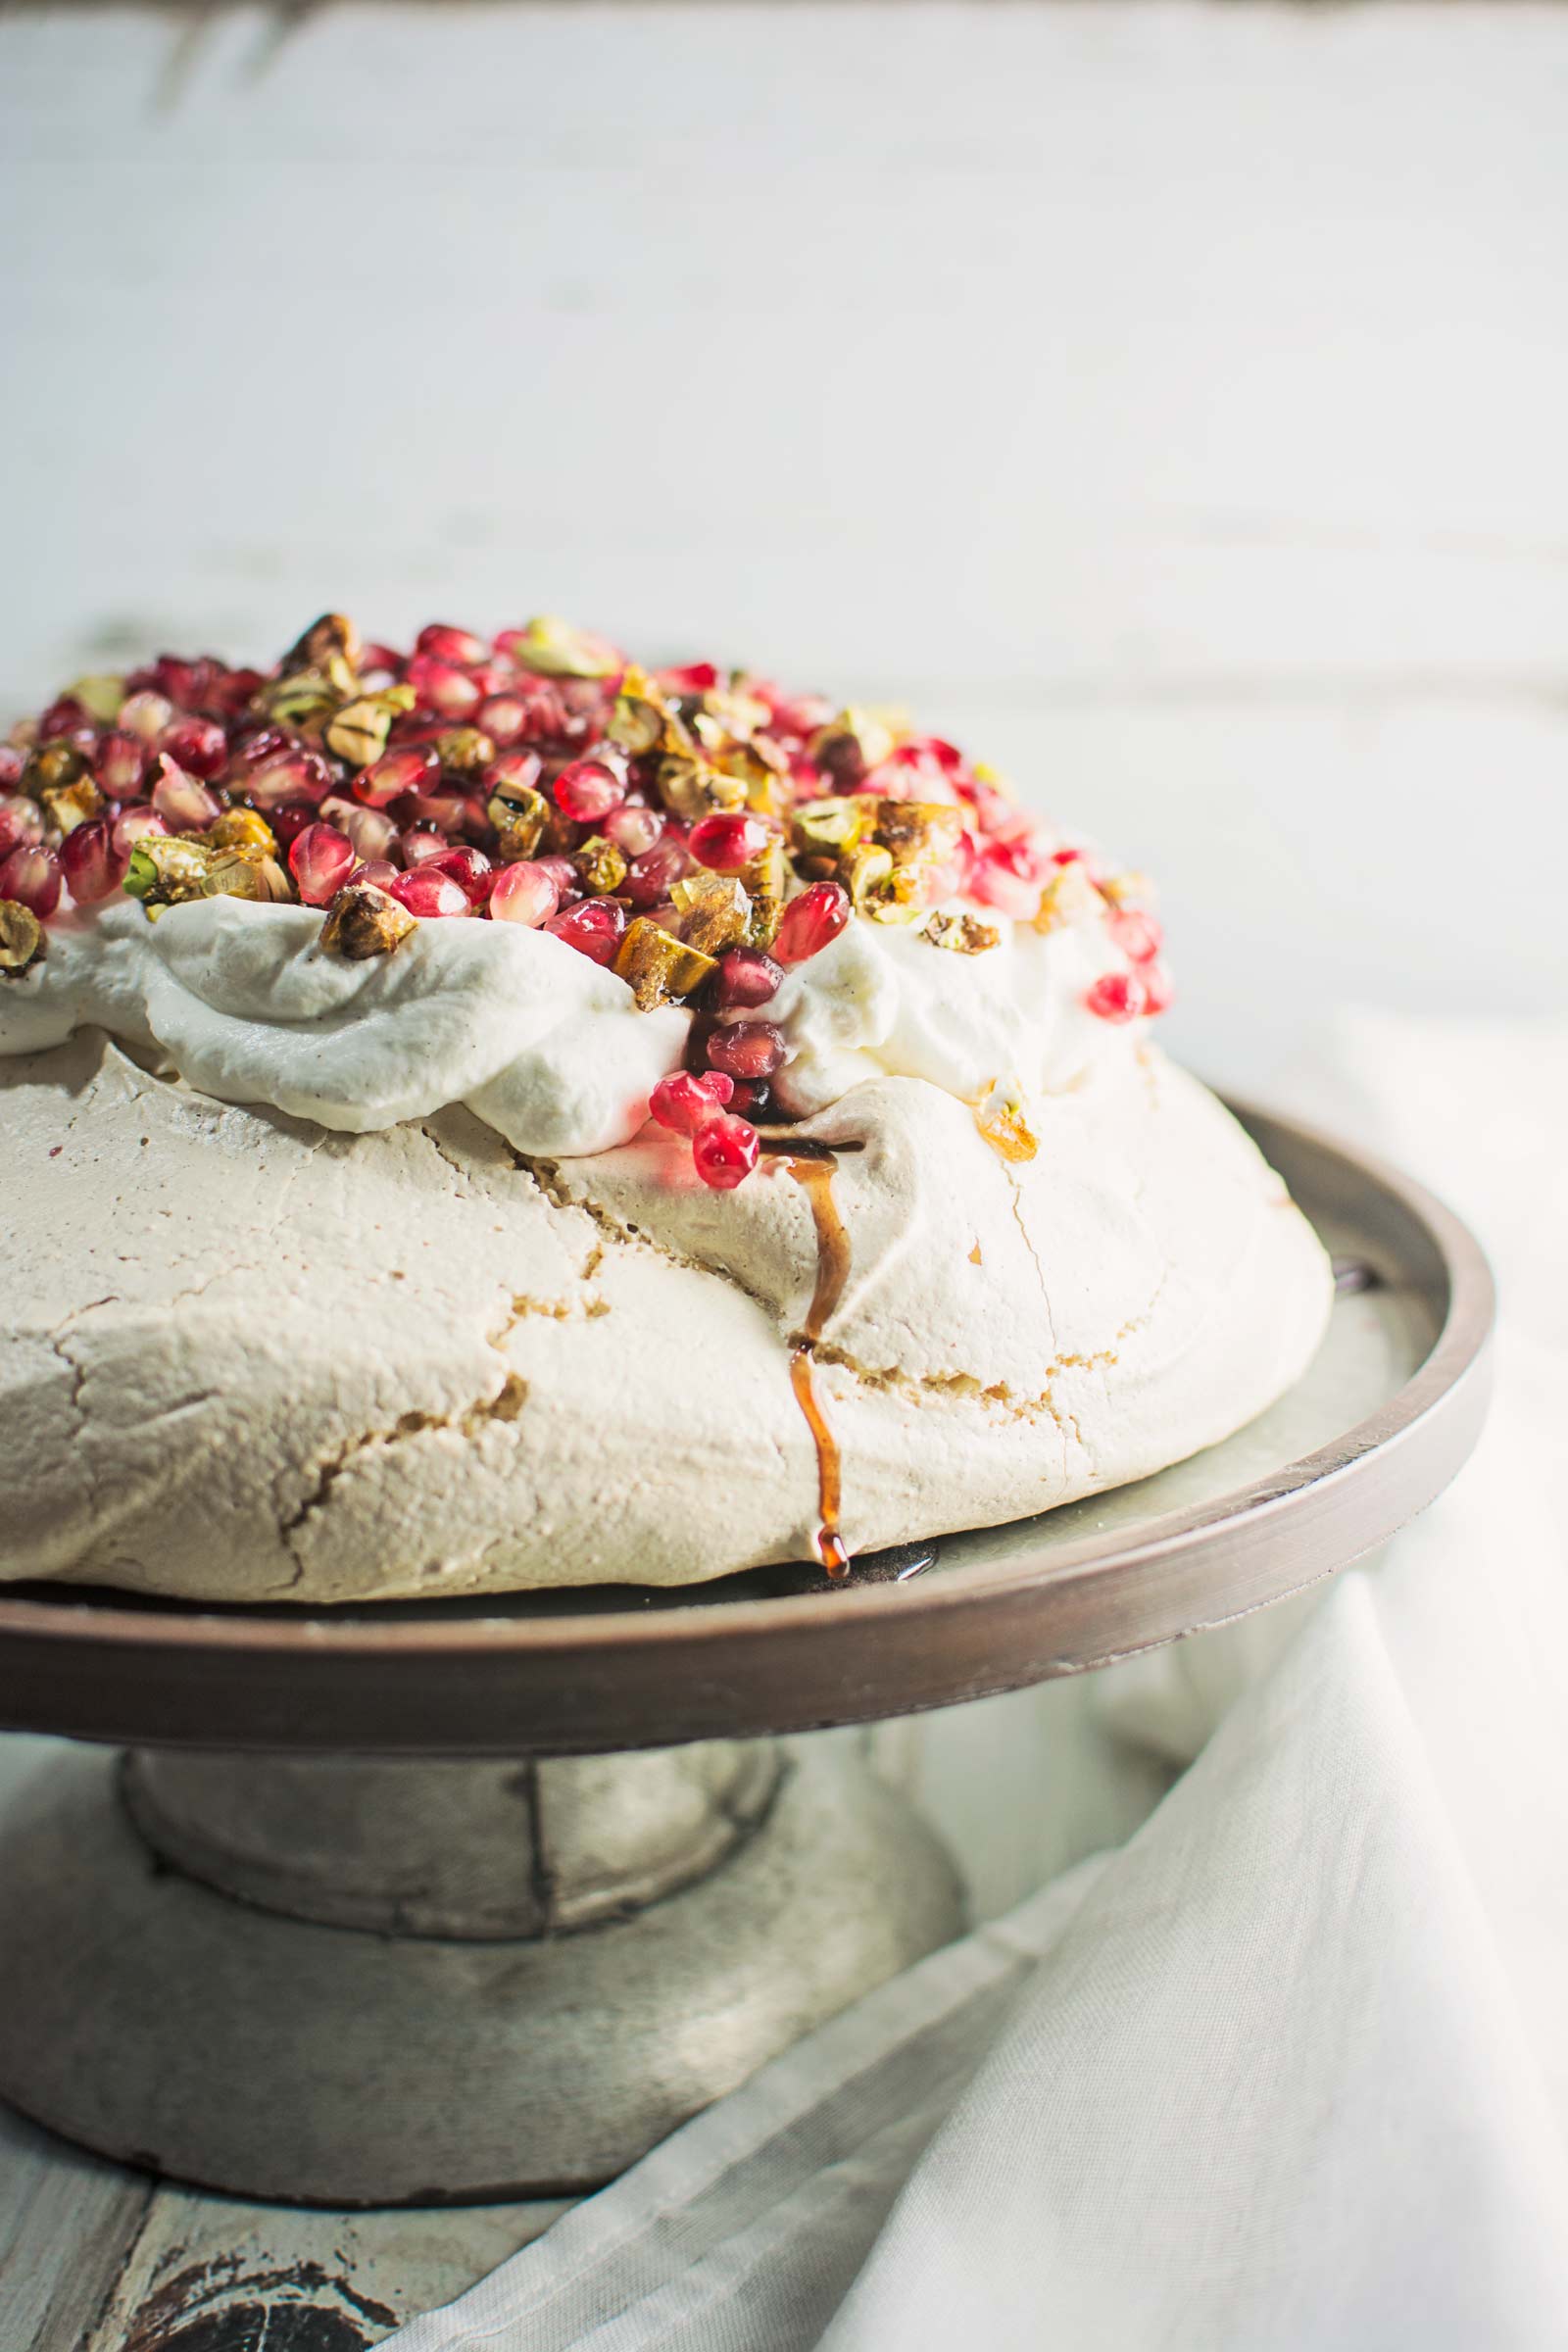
[3,1,1566,1090]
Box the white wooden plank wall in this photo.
[3,2,1566,1091]
[1,5,1565,2342]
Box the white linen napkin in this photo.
[389,1014,1568,2351]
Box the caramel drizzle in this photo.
[784,1153,853,1579]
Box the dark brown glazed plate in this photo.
[0,1102,1494,1756]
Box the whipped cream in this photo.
[0,889,1137,1155]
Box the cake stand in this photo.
[0,1103,1493,2207]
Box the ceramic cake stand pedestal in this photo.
[0,1106,1494,2207]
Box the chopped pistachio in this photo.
[486,781,551,858]
[259,667,351,733]
[613,916,717,1009]
[790,798,870,858]
[809,707,898,785]
[21,741,89,800]
[319,879,416,958]
[324,685,416,768]
[671,869,752,956]
[701,683,770,742]
[973,1078,1039,1164]
[125,836,289,911]
[1034,863,1104,934]
[205,846,292,903]
[0,899,44,976]
[206,807,278,855]
[923,909,1001,955]
[280,612,363,676]
[658,753,747,822]
[433,724,496,774]
[65,674,126,724]
[839,838,895,908]
[606,665,671,756]
[740,836,786,905]
[510,615,619,679]
[124,836,217,906]
[871,799,964,869]
[862,895,927,927]
[40,775,106,836]
[573,834,629,896]
[746,892,784,952]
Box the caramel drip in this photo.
[785,1153,853,1580]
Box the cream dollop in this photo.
[0,898,689,1157]
[767,906,1131,1116]
[0,888,1139,1153]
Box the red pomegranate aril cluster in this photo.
[60,819,127,905]
[689,812,771,872]
[714,948,782,1009]
[707,1019,785,1083]
[553,760,626,824]
[289,822,358,907]
[489,858,561,928]
[773,880,850,965]
[1085,971,1146,1024]
[545,897,624,965]
[0,843,63,918]
[650,1069,735,1136]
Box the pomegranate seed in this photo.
[544,896,626,964]
[1109,908,1163,964]
[774,880,850,965]
[531,854,581,900]
[158,716,226,779]
[649,1070,735,1135]
[357,746,438,808]
[96,730,149,799]
[969,839,1049,921]
[289,822,357,906]
[0,748,22,790]
[656,662,720,695]
[390,867,470,919]
[399,827,451,868]
[118,690,175,743]
[1140,961,1174,1016]
[689,812,772,872]
[489,859,562,928]
[477,696,529,749]
[430,844,494,905]
[707,1019,785,1082]
[0,843,63,919]
[714,948,783,1009]
[406,655,481,719]
[393,790,469,838]
[692,1112,760,1190]
[466,662,512,700]
[603,803,664,858]
[247,748,331,811]
[416,622,488,666]
[349,858,400,892]
[1085,971,1147,1024]
[482,748,546,796]
[38,697,88,742]
[553,760,626,824]
[728,1078,772,1121]
[1051,847,1084,867]
[270,800,320,853]
[622,834,691,908]
[113,808,166,855]
[357,641,404,678]
[61,818,128,905]
[0,794,44,858]
[150,756,220,834]
[320,795,400,865]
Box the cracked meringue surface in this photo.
[0,1017,1330,1600]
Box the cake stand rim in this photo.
[0,1098,1496,1746]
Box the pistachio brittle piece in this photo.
[671,869,752,956]
[1034,863,1104,934]
[573,834,630,896]
[613,916,717,1009]
[923,909,1001,955]
[973,1077,1039,1164]
[324,685,416,768]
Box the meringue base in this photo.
[0,1031,1332,1602]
